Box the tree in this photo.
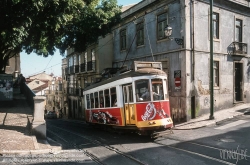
[0,0,121,74]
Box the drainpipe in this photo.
[190,0,194,82]
[209,0,214,119]
[190,0,195,119]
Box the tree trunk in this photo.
[0,54,6,74]
[0,50,18,74]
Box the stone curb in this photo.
[0,137,62,155]
[173,113,246,130]
[0,147,62,155]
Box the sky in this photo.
[20,0,142,78]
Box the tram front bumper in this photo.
[137,118,173,130]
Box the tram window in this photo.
[152,78,164,101]
[104,89,110,107]
[135,80,150,102]
[99,91,104,108]
[123,86,128,103]
[164,79,169,99]
[90,93,94,108]
[128,85,133,103]
[86,94,90,109]
[111,87,117,107]
[94,92,98,108]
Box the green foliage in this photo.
[0,0,121,73]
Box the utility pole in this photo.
[209,0,214,120]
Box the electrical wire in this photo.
[26,4,211,76]
[145,18,154,62]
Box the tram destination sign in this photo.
[134,61,162,71]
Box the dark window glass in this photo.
[213,61,219,87]
[86,94,90,109]
[151,79,164,101]
[104,89,110,107]
[235,19,242,42]
[136,22,144,46]
[213,12,219,39]
[90,93,94,109]
[157,12,168,40]
[99,91,104,108]
[111,87,117,107]
[135,80,150,102]
[120,29,126,50]
[94,92,98,108]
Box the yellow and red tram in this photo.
[83,61,173,137]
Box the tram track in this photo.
[48,119,250,165]
[155,138,250,165]
[48,125,148,165]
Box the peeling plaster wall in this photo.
[190,0,250,118]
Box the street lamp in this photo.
[164,25,184,45]
[164,25,173,38]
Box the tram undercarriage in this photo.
[87,122,174,138]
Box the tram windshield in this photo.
[135,78,164,102]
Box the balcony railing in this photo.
[87,60,96,71]
[69,66,74,74]
[65,67,69,75]
[76,88,80,95]
[75,65,79,73]
[80,63,86,72]
[230,42,248,56]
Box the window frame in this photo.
[213,60,219,87]
[136,22,144,46]
[104,89,110,108]
[151,78,164,101]
[120,29,127,51]
[135,79,150,102]
[235,19,242,43]
[110,87,117,107]
[157,12,168,40]
[213,12,219,39]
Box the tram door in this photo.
[123,84,136,125]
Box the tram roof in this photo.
[83,68,167,91]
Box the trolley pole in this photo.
[209,0,214,120]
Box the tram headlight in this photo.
[148,121,156,125]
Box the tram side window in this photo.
[111,87,117,107]
[104,89,110,107]
[90,93,94,108]
[135,80,150,102]
[164,79,169,99]
[128,85,133,102]
[152,78,164,101]
[86,94,90,109]
[94,92,98,108]
[99,90,104,108]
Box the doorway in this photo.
[123,84,136,125]
[234,62,243,102]
[191,96,195,119]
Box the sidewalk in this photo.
[174,103,250,130]
[0,88,61,155]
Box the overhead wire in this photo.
[26,4,210,76]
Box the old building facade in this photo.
[63,33,114,119]
[61,0,250,122]
[112,0,250,122]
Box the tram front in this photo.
[134,77,173,136]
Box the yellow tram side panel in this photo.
[136,118,173,128]
[119,105,137,126]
